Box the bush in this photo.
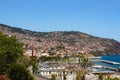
[7,63,34,80]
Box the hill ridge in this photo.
[0,23,120,56]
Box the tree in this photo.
[0,34,23,63]
[76,70,82,80]
[59,71,62,80]
[63,71,66,80]
[98,73,104,80]
[62,56,69,62]
[51,74,56,80]
[31,56,38,74]
[0,33,24,74]
[17,56,31,67]
[77,54,91,80]
[7,63,34,80]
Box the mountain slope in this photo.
[0,23,120,56]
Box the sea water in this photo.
[102,55,120,63]
[101,55,120,68]
[92,55,120,72]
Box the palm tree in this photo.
[76,70,82,80]
[63,71,67,80]
[62,56,69,63]
[98,73,104,80]
[31,56,38,74]
[59,71,62,80]
[51,74,56,80]
[77,54,91,80]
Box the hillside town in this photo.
[1,24,120,57]
[1,24,120,80]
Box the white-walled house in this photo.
[38,63,65,76]
[40,53,50,57]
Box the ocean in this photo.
[92,55,120,72]
[102,55,120,63]
[101,55,120,69]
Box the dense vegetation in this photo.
[7,63,34,80]
[0,33,34,80]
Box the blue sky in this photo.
[0,0,120,41]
